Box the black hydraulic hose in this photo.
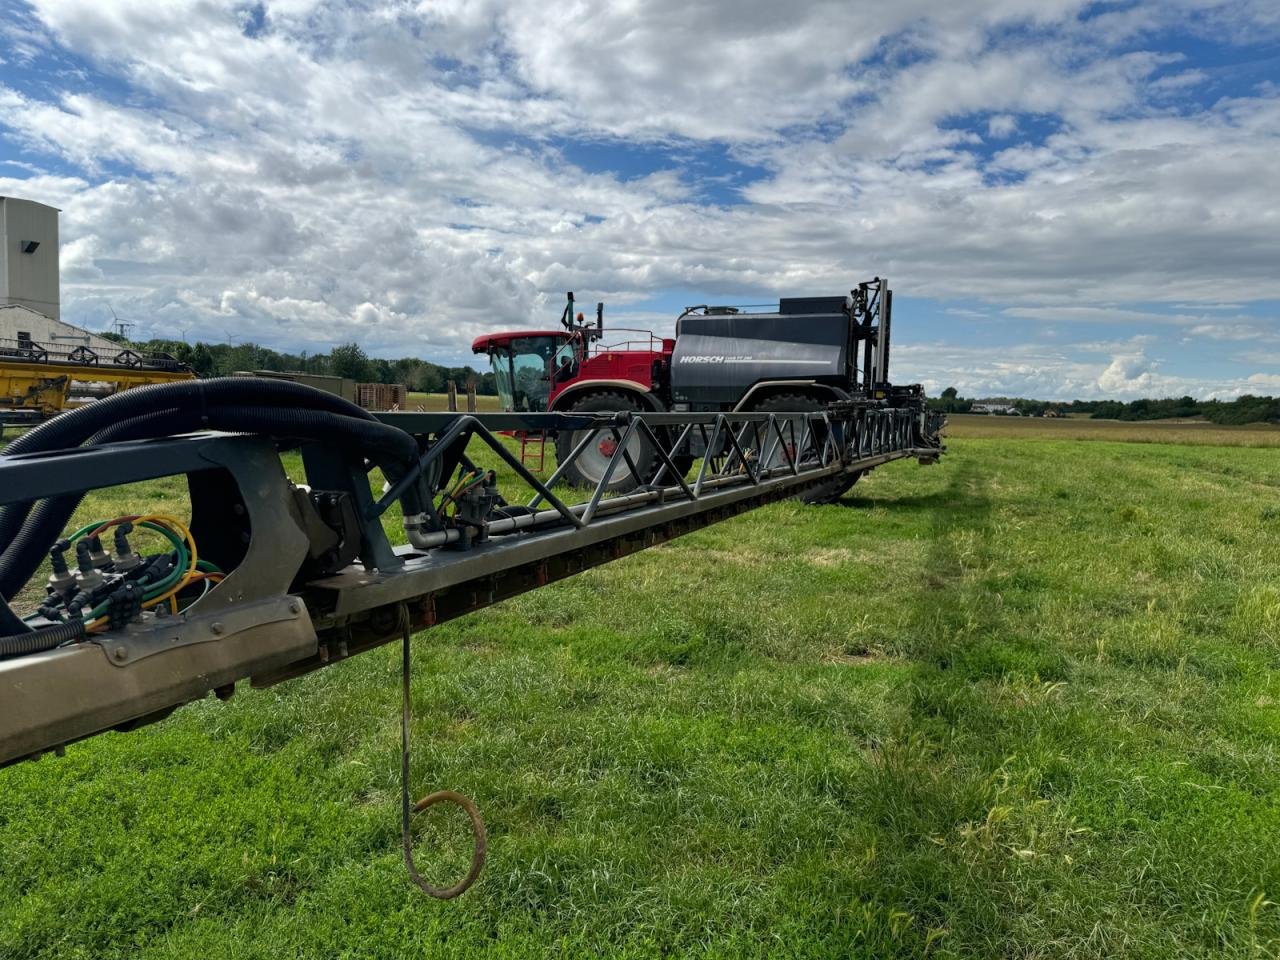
[0,592,28,635]
[202,404,428,518]
[0,378,379,548]
[3,377,375,459]
[0,619,84,660]
[0,402,424,606]
[207,405,418,472]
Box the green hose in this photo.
[71,519,190,617]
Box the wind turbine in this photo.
[107,306,134,340]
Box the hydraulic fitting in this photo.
[75,540,105,591]
[112,523,143,572]
[46,539,77,599]
[86,535,112,570]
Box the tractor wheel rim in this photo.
[763,415,815,469]
[573,429,644,486]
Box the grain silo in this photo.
[0,196,60,320]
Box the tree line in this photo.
[116,334,497,394]
[1081,395,1280,424]
[929,387,1280,424]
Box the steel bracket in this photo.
[94,596,307,667]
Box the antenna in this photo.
[561,292,575,330]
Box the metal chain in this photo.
[399,605,486,899]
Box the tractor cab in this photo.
[471,293,605,413]
[471,331,569,412]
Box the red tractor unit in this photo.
[470,299,674,418]
[472,278,912,495]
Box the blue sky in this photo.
[1,0,1279,399]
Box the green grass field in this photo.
[405,391,502,412]
[4,422,1280,958]
[945,412,1280,446]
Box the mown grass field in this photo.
[4,420,1280,958]
[946,412,1280,446]
[405,391,502,412]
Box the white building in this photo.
[0,304,121,355]
[0,196,60,320]
[0,197,122,356]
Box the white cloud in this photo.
[1096,352,1161,395]
[1006,307,1202,324]
[987,114,1018,138]
[893,341,1276,401]
[1073,335,1159,353]
[1185,321,1274,341]
[1239,352,1280,366]
[0,0,1275,403]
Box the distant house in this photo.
[971,402,1020,415]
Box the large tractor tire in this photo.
[554,391,660,492]
[750,393,861,505]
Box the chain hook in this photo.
[398,603,486,899]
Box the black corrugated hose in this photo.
[0,379,428,647]
[0,378,380,547]
[0,592,29,635]
[0,619,84,659]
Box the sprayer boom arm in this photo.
[0,395,943,767]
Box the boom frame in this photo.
[0,401,943,767]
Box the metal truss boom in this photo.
[0,400,943,767]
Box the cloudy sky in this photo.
[1,0,1278,400]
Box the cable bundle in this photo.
[56,515,223,632]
